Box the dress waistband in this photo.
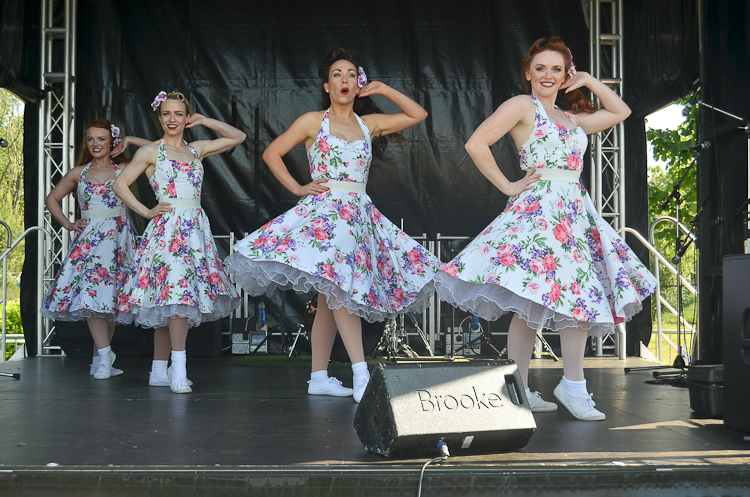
[535,168,581,183]
[157,198,202,209]
[323,179,366,194]
[81,207,126,219]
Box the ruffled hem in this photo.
[133,297,239,329]
[224,256,434,323]
[434,272,644,337]
[40,307,135,326]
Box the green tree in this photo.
[0,89,25,301]
[646,95,699,333]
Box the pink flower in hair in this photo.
[151,91,167,111]
[567,48,577,77]
[110,124,121,147]
[357,67,367,88]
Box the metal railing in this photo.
[0,222,52,362]
[619,224,698,363]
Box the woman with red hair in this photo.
[435,37,656,421]
[41,118,138,379]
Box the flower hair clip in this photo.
[110,124,121,147]
[357,67,367,88]
[567,48,577,78]
[151,91,167,111]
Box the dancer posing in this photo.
[41,119,136,379]
[225,48,438,402]
[435,37,656,420]
[114,91,244,393]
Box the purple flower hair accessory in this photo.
[567,48,577,78]
[151,91,167,111]
[357,67,367,88]
[110,124,121,147]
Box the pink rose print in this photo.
[160,286,170,301]
[549,282,562,303]
[314,228,328,241]
[573,250,584,263]
[208,272,221,285]
[553,223,568,243]
[339,206,353,221]
[572,307,589,321]
[138,276,149,289]
[530,258,546,274]
[566,155,583,171]
[527,282,540,295]
[317,164,328,174]
[253,237,267,249]
[157,266,168,283]
[542,254,557,271]
[443,265,458,277]
[393,287,405,303]
[536,219,548,231]
[70,246,83,261]
[318,138,330,154]
[407,250,421,264]
[180,278,188,288]
[526,201,540,212]
[167,182,177,196]
[295,205,308,216]
[572,282,581,294]
[323,263,335,280]
[88,289,97,297]
[574,199,583,212]
[500,253,516,267]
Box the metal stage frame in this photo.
[36,0,632,358]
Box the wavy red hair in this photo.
[75,118,128,167]
[520,37,595,115]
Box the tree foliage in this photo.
[0,89,25,301]
[646,95,699,328]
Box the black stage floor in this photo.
[0,354,748,496]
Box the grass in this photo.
[646,331,695,365]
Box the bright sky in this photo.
[645,103,687,169]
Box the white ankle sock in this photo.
[310,370,328,382]
[170,350,187,380]
[151,360,168,375]
[562,376,588,397]
[351,361,369,380]
[98,347,112,366]
[90,356,100,374]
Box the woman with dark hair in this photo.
[41,118,137,379]
[114,91,245,394]
[225,48,438,402]
[435,37,656,421]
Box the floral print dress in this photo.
[225,110,439,322]
[124,139,239,328]
[435,95,657,336]
[41,162,136,325]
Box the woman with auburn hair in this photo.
[225,48,438,403]
[435,37,656,421]
[114,91,245,394]
[41,118,137,379]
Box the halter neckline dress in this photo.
[435,94,657,336]
[225,110,439,322]
[124,139,239,328]
[41,162,136,324]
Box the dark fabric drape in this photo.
[11,0,742,357]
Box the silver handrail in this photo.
[0,224,52,363]
[618,226,698,362]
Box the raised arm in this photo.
[563,71,631,134]
[358,82,428,137]
[262,111,330,197]
[110,135,153,158]
[45,167,87,232]
[185,114,247,159]
[113,143,172,220]
[465,95,541,197]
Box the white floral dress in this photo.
[41,162,136,325]
[124,139,239,328]
[225,110,439,322]
[435,95,657,336]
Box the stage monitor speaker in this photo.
[722,254,750,433]
[353,361,536,458]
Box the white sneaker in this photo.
[93,356,112,380]
[353,375,370,403]
[553,381,606,421]
[527,391,558,412]
[148,367,193,387]
[170,375,192,394]
[307,377,354,397]
[92,353,123,379]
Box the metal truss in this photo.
[590,0,625,356]
[37,0,77,356]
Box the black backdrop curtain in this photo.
[12,0,738,357]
